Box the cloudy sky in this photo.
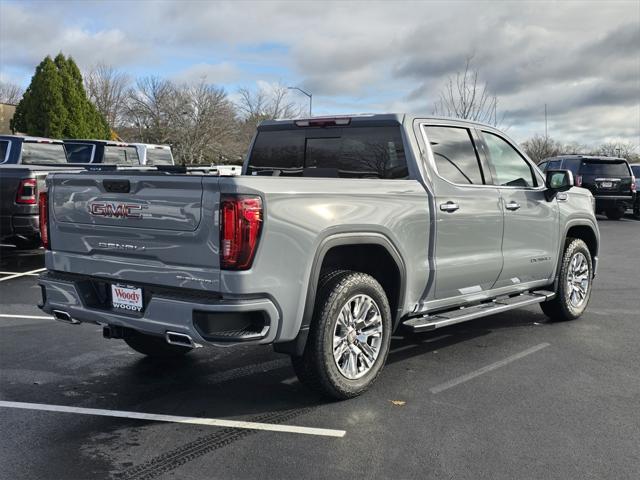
[1,0,638,146]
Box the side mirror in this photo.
[545,169,574,201]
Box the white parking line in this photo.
[0,268,46,282]
[390,334,452,354]
[430,342,550,394]
[0,271,42,276]
[0,401,346,438]
[0,314,52,320]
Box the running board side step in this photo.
[403,291,555,333]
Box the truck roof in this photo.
[130,143,172,149]
[63,139,135,147]
[258,113,498,130]
[544,154,628,163]
[0,135,64,144]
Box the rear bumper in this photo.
[37,272,280,347]
[594,195,633,210]
[0,214,39,240]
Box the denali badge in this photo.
[97,242,145,251]
[89,202,142,218]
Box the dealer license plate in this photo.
[600,181,613,188]
[111,284,143,312]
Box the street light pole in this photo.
[288,86,312,117]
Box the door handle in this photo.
[439,201,460,213]
[505,201,521,211]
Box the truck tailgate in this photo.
[47,172,221,290]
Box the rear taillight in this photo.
[220,195,262,270]
[575,175,583,187]
[631,177,636,193]
[16,178,37,204]
[38,191,49,249]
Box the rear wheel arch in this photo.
[274,233,406,356]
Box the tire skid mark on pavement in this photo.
[116,407,316,480]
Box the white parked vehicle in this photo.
[214,165,241,175]
[132,143,174,166]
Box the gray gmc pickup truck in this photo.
[38,114,599,399]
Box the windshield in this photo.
[579,160,630,176]
[21,142,67,164]
[247,126,408,179]
[65,143,94,163]
[146,148,173,165]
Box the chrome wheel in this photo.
[566,252,590,308]
[332,294,383,380]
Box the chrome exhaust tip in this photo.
[165,331,197,348]
[52,310,80,324]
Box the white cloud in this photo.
[1,0,638,146]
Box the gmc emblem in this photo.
[89,202,142,219]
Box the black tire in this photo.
[291,271,392,399]
[633,199,640,220]
[124,331,192,358]
[540,238,593,321]
[605,207,624,220]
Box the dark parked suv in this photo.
[539,155,636,220]
[630,164,640,219]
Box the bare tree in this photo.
[521,134,563,163]
[84,64,130,129]
[236,83,303,123]
[0,81,24,104]
[171,81,237,164]
[433,56,501,126]
[592,141,639,161]
[125,76,176,143]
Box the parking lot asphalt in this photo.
[0,215,638,480]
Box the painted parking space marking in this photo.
[0,401,346,438]
[0,268,46,282]
[390,334,452,354]
[0,271,42,276]
[0,314,52,320]
[430,342,550,394]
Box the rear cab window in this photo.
[21,142,67,164]
[146,148,173,165]
[65,143,94,163]
[247,126,408,179]
[104,146,139,165]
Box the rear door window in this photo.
[546,160,562,169]
[482,132,536,187]
[579,161,630,177]
[424,126,485,184]
[65,143,94,163]
[561,158,581,173]
[21,142,67,164]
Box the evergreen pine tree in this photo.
[11,56,67,137]
[11,53,109,139]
